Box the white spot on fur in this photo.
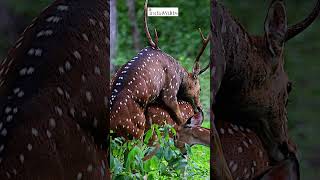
[73,51,81,60]
[57,5,69,11]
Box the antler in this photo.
[199,63,210,75]
[285,0,320,41]
[144,0,159,48]
[194,28,211,75]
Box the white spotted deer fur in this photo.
[149,99,297,179]
[0,0,109,179]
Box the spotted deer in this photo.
[145,101,202,149]
[178,118,299,179]
[145,99,299,179]
[212,0,320,169]
[146,100,262,179]
[145,100,196,131]
[0,0,109,179]
[110,0,210,139]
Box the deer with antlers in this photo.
[211,0,319,179]
[110,0,210,140]
[0,0,109,179]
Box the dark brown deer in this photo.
[145,100,195,131]
[110,0,210,139]
[212,0,320,168]
[145,101,202,150]
[0,0,109,179]
[178,117,299,180]
[146,99,299,179]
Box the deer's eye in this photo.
[287,81,293,94]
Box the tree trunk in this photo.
[126,0,141,52]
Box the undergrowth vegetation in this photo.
[110,121,210,180]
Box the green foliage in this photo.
[110,124,209,179]
[116,0,210,60]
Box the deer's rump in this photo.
[145,101,194,130]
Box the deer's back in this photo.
[110,47,185,105]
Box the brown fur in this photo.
[110,0,209,140]
[213,0,295,162]
[146,100,273,179]
[110,47,203,139]
[0,0,109,179]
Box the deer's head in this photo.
[180,29,210,111]
[214,0,319,162]
[175,108,208,153]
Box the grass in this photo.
[187,120,210,180]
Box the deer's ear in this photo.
[264,0,287,57]
[185,108,203,127]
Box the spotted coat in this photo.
[147,100,271,179]
[216,120,270,179]
[110,46,198,139]
[0,0,109,179]
[145,100,194,131]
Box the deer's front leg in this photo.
[161,93,184,125]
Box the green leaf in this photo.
[185,144,192,156]
[144,128,153,144]
[125,146,143,172]
[144,156,160,172]
[170,127,177,136]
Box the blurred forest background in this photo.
[0,0,319,179]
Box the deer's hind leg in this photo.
[122,101,147,139]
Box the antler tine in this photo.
[195,28,210,63]
[154,28,159,47]
[199,28,207,44]
[285,0,320,41]
[194,28,211,75]
[199,63,210,75]
[144,0,158,48]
